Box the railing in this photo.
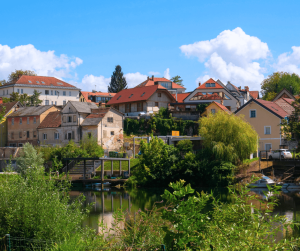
[60,155,81,174]
[282,166,295,182]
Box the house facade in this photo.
[0,99,22,147]
[81,107,124,150]
[0,75,80,106]
[201,101,231,117]
[235,99,288,152]
[107,85,176,116]
[37,111,62,146]
[60,101,98,144]
[7,106,61,147]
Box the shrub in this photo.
[176,139,193,152]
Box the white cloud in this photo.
[195,74,212,86]
[0,44,82,80]
[180,27,270,90]
[124,72,147,88]
[274,46,300,75]
[148,71,161,76]
[164,68,170,79]
[81,74,110,92]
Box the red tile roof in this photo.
[213,101,231,112]
[197,78,224,89]
[81,91,116,103]
[282,98,294,105]
[107,85,175,105]
[136,77,185,89]
[255,99,288,118]
[37,111,61,129]
[200,93,223,100]
[171,93,190,103]
[5,75,78,89]
[0,101,19,116]
[249,91,259,99]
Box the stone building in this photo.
[60,101,98,144]
[81,107,124,150]
[7,105,60,147]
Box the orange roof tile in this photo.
[136,77,185,89]
[197,78,224,89]
[213,101,231,113]
[171,93,190,103]
[249,91,259,99]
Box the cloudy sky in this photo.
[1,0,300,92]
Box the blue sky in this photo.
[1,0,300,93]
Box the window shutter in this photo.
[72,131,75,139]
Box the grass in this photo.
[96,158,140,171]
[243,157,259,165]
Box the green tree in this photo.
[0,79,7,85]
[261,71,300,99]
[30,89,43,106]
[176,139,193,152]
[0,106,6,123]
[108,65,127,93]
[196,103,209,113]
[170,75,183,86]
[199,111,258,164]
[8,69,36,84]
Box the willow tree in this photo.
[199,111,258,164]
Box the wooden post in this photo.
[259,151,261,172]
[66,160,69,173]
[119,160,122,177]
[128,159,130,177]
[101,160,104,183]
[111,160,113,178]
[128,195,131,212]
[133,137,135,158]
[83,159,86,180]
[102,191,105,216]
[111,194,113,212]
[267,151,268,169]
[120,194,122,209]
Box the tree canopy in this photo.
[261,72,300,100]
[3,90,42,106]
[199,111,258,163]
[108,65,127,93]
[8,70,36,84]
[170,75,183,86]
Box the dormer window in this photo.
[211,83,215,87]
[28,80,32,83]
[41,81,45,84]
[36,81,39,84]
[57,82,63,85]
[141,92,146,97]
[117,95,121,100]
[206,83,210,87]
[129,94,133,98]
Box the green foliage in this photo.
[8,69,37,83]
[263,91,277,101]
[170,75,183,86]
[196,103,209,113]
[4,90,42,106]
[199,111,258,164]
[108,65,127,93]
[0,105,6,123]
[261,71,300,99]
[176,139,193,152]
[80,134,104,158]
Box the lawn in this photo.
[96,158,140,171]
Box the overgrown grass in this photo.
[96,158,140,171]
[243,157,259,165]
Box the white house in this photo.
[0,75,80,106]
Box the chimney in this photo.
[220,100,224,105]
[92,90,97,93]
[290,86,293,94]
[199,82,201,86]
[0,97,2,104]
[238,86,241,90]
[147,76,149,80]
[152,75,154,81]
[245,86,249,92]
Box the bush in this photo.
[176,139,193,152]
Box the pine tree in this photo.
[108,65,128,93]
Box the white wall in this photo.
[0,86,79,105]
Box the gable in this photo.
[272,88,295,102]
[62,102,77,114]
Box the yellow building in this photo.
[201,101,231,117]
[235,99,288,151]
[0,100,22,147]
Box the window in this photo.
[125,103,131,113]
[6,90,8,95]
[137,102,143,112]
[45,100,49,105]
[206,83,210,87]
[2,90,4,95]
[211,109,216,114]
[129,94,133,98]
[63,91,66,96]
[88,132,92,138]
[43,133,47,140]
[211,83,215,87]
[117,95,121,100]
[41,81,45,84]
[72,131,75,140]
[51,90,53,95]
[55,91,57,95]
[19,131,22,138]
[27,117,29,124]
[51,101,53,105]
[18,143,23,147]
[155,102,159,107]
[114,105,119,110]
[36,81,39,84]
[17,89,19,93]
[21,89,23,94]
[265,126,271,135]
[54,132,59,139]
[107,117,113,123]
[45,90,49,95]
[63,116,66,123]
[55,101,57,105]
[63,100,66,105]
[28,80,32,83]
[11,132,14,139]
[27,131,30,138]
[141,92,145,97]
[73,115,76,122]
[20,118,22,124]
[265,143,272,151]
[33,131,37,138]
[250,110,256,118]
[33,117,36,124]
[69,91,71,96]
[158,93,161,97]
[68,116,72,122]
[12,118,14,125]
[111,131,114,136]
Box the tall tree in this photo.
[8,70,36,84]
[108,65,127,93]
[30,90,43,106]
[170,75,184,86]
[0,80,7,86]
[261,72,300,100]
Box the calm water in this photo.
[70,186,300,238]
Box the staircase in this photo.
[68,160,97,179]
[281,166,295,183]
